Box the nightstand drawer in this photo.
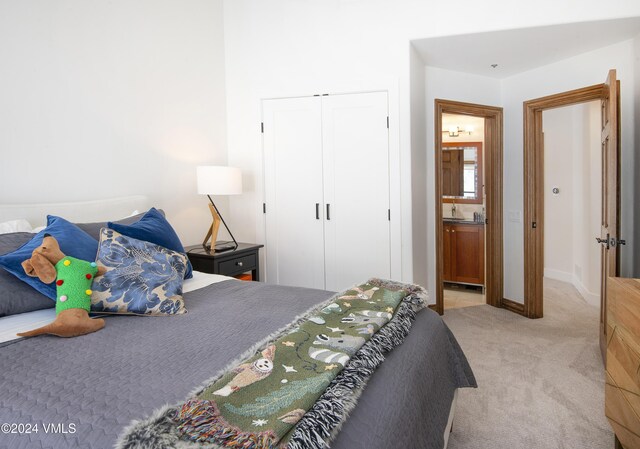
[218,254,257,276]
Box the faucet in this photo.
[451,202,456,218]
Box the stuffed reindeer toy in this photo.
[17,234,106,338]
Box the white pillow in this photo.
[0,219,33,234]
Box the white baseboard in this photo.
[544,268,573,283]
[544,268,599,307]
[572,275,600,307]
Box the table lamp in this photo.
[197,166,242,252]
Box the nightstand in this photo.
[185,243,264,281]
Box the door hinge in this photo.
[386,116,389,129]
[261,122,264,133]
[388,209,391,221]
[485,218,488,225]
[263,203,266,214]
[322,93,329,96]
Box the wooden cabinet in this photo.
[262,92,391,292]
[442,222,484,285]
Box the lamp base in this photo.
[202,197,239,254]
[213,241,236,253]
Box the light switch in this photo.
[508,210,522,223]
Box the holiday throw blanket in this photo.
[118,279,427,449]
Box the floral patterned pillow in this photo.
[91,228,188,316]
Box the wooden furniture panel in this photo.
[606,277,640,449]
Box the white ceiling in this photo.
[412,18,640,79]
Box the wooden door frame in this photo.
[523,83,608,318]
[435,100,503,315]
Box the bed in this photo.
[0,197,475,449]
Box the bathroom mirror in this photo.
[441,142,483,204]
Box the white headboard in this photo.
[0,196,150,228]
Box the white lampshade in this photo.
[197,166,243,195]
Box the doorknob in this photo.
[596,234,610,249]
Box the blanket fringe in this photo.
[177,399,278,449]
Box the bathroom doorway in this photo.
[441,117,486,309]
[434,100,504,314]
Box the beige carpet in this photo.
[443,278,613,449]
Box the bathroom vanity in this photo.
[442,219,485,286]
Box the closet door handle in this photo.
[315,203,320,220]
[326,204,331,220]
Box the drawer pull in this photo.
[236,261,244,267]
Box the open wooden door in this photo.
[598,69,621,362]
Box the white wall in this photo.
[222,1,640,295]
[543,102,601,306]
[543,107,576,279]
[410,45,427,287]
[501,39,636,301]
[0,0,228,244]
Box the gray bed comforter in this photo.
[0,280,475,449]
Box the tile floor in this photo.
[443,283,485,309]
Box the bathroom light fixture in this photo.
[442,125,474,137]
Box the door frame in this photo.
[435,99,504,315]
[522,82,616,318]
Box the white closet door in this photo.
[321,92,391,292]
[262,96,325,289]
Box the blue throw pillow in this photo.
[0,216,99,300]
[91,228,187,316]
[108,207,193,279]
